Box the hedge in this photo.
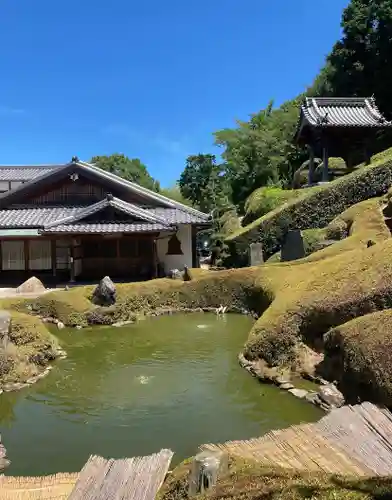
[227,147,392,259]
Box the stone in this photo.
[168,269,182,280]
[16,276,45,295]
[318,383,345,408]
[113,320,135,328]
[57,321,65,330]
[281,230,305,262]
[288,388,308,399]
[0,311,10,349]
[76,325,82,330]
[188,451,228,496]
[305,391,320,405]
[249,242,264,266]
[280,382,295,390]
[92,276,116,306]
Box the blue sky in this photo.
[0,0,349,187]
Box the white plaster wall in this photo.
[157,224,193,274]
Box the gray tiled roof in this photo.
[143,207,209,224]
[301,97,392,128]
[0,203,209,232]
[42,222,170,234]
[44,197,170,229]
[0,165,61,181]
[0,207,80,227]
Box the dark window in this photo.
[167,234,183,255]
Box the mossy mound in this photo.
[227,148,392,259]
[0,312,59,385]
[244,197,392,366]
[159,457,392,500]
[323,309,392,408]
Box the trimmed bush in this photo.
[244,187,308,225]
[323,309,392,407]
[228,148,392,259]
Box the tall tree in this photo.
[214,99,306,210]
[178,154,230,213]
[90,153,160,192]
[325,0,392,117]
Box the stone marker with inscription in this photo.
[281,230,305,262]
[249,242,264,266]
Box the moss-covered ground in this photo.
[159,457,392,500]
[0,312,59,386]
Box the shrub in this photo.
[244,187,302,225]
[227,148,392,259]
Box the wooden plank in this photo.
[68,449,173,500]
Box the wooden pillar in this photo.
[322,142,329,182]
[24,240,29,273]
[70,239,75,283]
[192,226,198,268]
[51,240,57,277]
[308,146,315,185]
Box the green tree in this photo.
[90,154,160,192]
[178,154,230,213]
[214,99,306,210]
[324,0,392,117]
[160,184,193,207]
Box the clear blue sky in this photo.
[0,0,349,187]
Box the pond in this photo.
[0,313,322,476]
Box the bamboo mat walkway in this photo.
[201,402,392,477]
[68,449,173,500]
[0,449,173,500]
[0,473,79,500]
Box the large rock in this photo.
[92,276,116,306]
[16,276,45,295]
[318,383,345,408]
[0,311,10,349]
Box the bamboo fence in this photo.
[201,402,392,477]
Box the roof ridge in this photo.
[78,161,210,220]
[44,196,173,230]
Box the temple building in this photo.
[0,158,210,284]
[294,97,392,184]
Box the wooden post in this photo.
[24,240,29,273]
[70,239,75,283]
[51,239,57,277]
[322,142,329,182]
[188,451,228,497]
[308,146,315,185]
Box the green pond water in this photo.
[0,313,322,476]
